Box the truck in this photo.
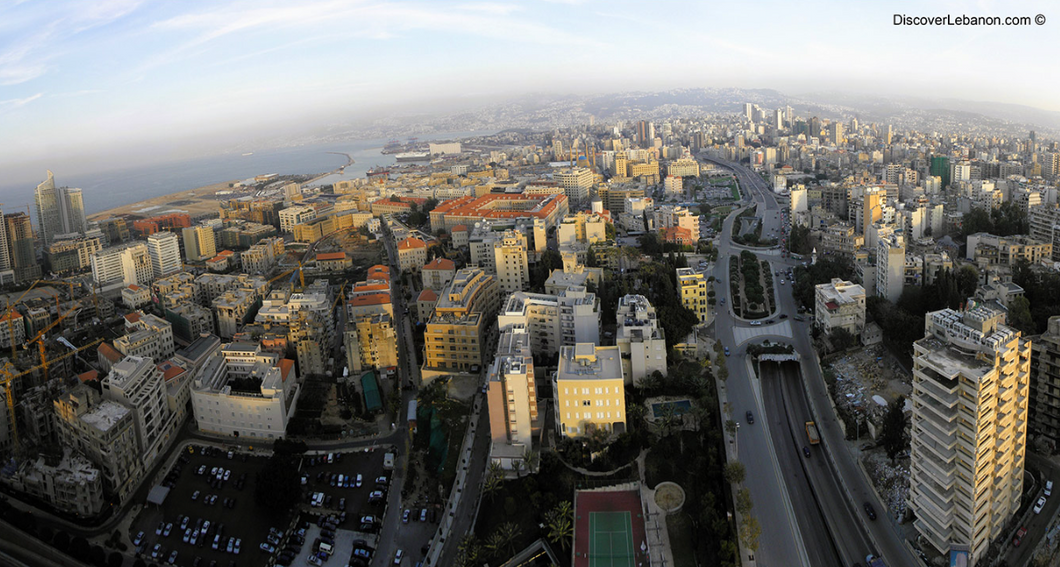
[383,452,395,470]
[805,421,820,445]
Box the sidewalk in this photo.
[636,455,675,567]
[716,374,755,567]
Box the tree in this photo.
[254,455,301,513]
[880,395,909,462]
[725,419,738,438]
[521,447,539,475]
[496,522,521,555]
[483,462,504,500]
[724,461,746,485]
[544,501,574,550]
[454,534,482,567]
[739,515,762,552]
[828,327,856,351]
[735,488,753,515]
[1008,296,1035,336]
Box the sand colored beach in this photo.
[87,181,238,220]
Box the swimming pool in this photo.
[651,399,692,418]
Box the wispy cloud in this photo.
[0,92,43,108]
[51,89,106,99]
[0,1,142,85]
[140,1,608,72]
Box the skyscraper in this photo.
[5,212,42,283]
[182,225,217,262]
[34,171,89,244]
[0,205,10,272]
[909,304,1030,565]
[147,231,182,279]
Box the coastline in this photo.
[87,180,237,221]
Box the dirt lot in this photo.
[826,343,912,426]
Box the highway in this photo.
[710,155,920,567]
[711,180,807,565]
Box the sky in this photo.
[1,0,1057,184]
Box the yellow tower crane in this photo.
[4,280,40,360]
[0,337,104,449]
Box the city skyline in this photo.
[2,0,1059,183]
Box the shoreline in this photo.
[87,180,238,221]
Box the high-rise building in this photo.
[493,230,529,294]
[278,205,316,233]
[876,235,905,303]
[615,295,666,385]
[147,231,182,279]
[102,356,174,464]
[829,121,845,146]
[5,212,42,283]
[487,327,539,471]
[0,205,10,272]
[556,167,594,208]
[182,225,217,262]
[91,243,152,290]
[930,156,951,188]
[424,268,500,373]
[497,287,601,357]
[34,171,88,244]
[909,305,1030,565]
[1031,316,1060,442]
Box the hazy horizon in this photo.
[3,0,1059,187]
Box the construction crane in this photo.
[23,305,80,382]
[4,280,40,360]
[267,262,304,290]
[0,337,104,449]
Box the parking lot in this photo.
[131,445,297,567]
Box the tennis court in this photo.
[588,511,635,567]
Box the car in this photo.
[724,347,730,356]
[164,522,174,537]
[420,509,428,522]
[168,551,179,564]
[197,464,207,475]
[306,555,323,567]
[369,490,385,503]
[223,470,231,481]
[151,544,163,559]
[226,538,235,553]
[393,549,404,565]
[1013,526,1028,546]
[234,538,242,554]
[227,451,234,459]
[213,535,222,550]
[353,548,372,560]
[268,534,281,546]
[134,531,145,545]
[780,280,785,284]
[1035,496,1047,514]
[863,502,876,520]
[191,490,201,501]
[779,314,788,319]
[746,411,754,425]
[355,474,363,487]
[261,543,276,553]
[156,521,165,535]
[338,497,346,510]
[193,557,203,567]
[211,494,219,505]
[802,446,811,458]
[210,466,218,476]
[183,529,192,543]
[402,509,410,523]
[375,476,388,486]
[1048,480,1054,497]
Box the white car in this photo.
[1035,496,1047,514]
[1047,480,1054,497]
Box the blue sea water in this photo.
[0,130,490,216]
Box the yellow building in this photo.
[677,268,709,324]
[397,237,428,273]
[423,268,500,375]
[554,344,626,438]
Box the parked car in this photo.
[402,509,410,523]
[134,531,145,546]
[191,490,201,501]
[168,551,178,564]
[306,555,323,566]
[1047,480,1054,497]
[261,543,276,553]
[1013,526,1028,546]
[419,509,427,522]
[1035,496,1047,514]
[393,549,404,565]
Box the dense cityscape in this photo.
[5,2,1060,567]
[1,98,1060,567]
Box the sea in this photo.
[0,130,491,216]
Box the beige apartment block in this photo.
[908,305,1031,565]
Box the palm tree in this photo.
[484,462,504,500]
[545,501,574,551]
[484,532,505,560]
[497,522,521,555]
[521,447,539,475]
[454,534,481,567]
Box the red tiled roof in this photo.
[423,258,455,271]
[128,284,141,291]
[156,360,186,382]
[0,311,23,322]
[348,293,392,307]
[316,252,347,261]
[417,289,438,302]
[825,301,839,310]
[278,359,295,381]
[123,312,142,324]
[77,370,99,383]
[452,225,468,232]
[398,237,427,250]
[97,342,123,364]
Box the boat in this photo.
[394,151,430,162]
[242,152,254,156]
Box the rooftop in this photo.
[556,344,623,382]
[80,400,131,432]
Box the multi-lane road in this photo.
[708,156,920,567]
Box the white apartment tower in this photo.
[876,235,905,303]
[147,231,182,279]
[615,295,667,385]
[91,243,152,290]
[493,230,530,294]
[486,327,539,471]
[34,171,88,244]
[909,304,1031,565]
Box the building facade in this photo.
[615,295,667,385]
[554,344,626,438]
[814,278,867,338]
